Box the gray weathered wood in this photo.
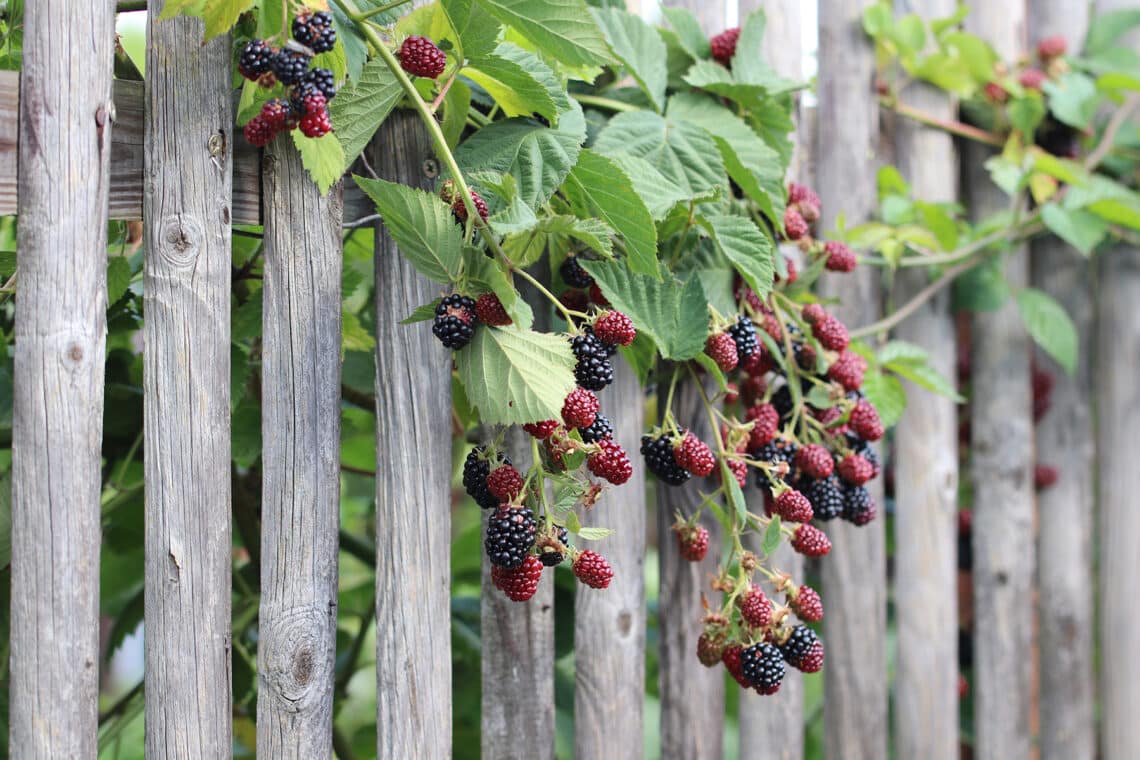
[8,1,114,756]
[816,2,888,759]
[1028,5,1095,759]
[371,111,454,759]
[142,8,234,757]
[256,137,344,756]
[575,360,647,759]
[889,1,960,758]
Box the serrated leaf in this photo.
[577,526,614,541]
[456,325,577,424]
[1016,288,1078,375]
[330,58,403,171]
[158,0,201,20]
[683,58,801,104]
[475,0,614,68]
[603,153,689,220]
[202,0,254,38]
[701,214,775,302]
[401,300,442,325]
[761,515,782,556]
[291,131,346,196]
[887,361,964,403]
[723,462,748,522]
[591,7,667,112]
[356,176,465,284]
[464,43,559,120]
[861,371,907,428]
[1040,204,1107,256]
[594,111,725,200]
[561,150,657,276]
[580,261,707,360]
[502,215,614,268]
[565,510,582,534]
[442,78,472,150]
[876,340,928,366]
[443,0,501,60]
[107,256,132,304]
[1043,72,1099,129]
[661,6,708,61]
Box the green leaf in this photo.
[580,261,708,360]
[1016,288,1078,375]
[455,325,578,424]
[201,0,254,38]
[342,309,375,353]
[891,14,926,55]
[159,0,200,20]
[464,249,533,329]
[464,43,559,120]
[291,131,346,196]
[442,78,472,149]
[694,353,728,393]
[1008,95,1046,138]
[602,153,689,220]
[941,32,999,87]
[591,7,667,112]
[475,0,614,68]
[761,515,782,556]
[861,371,907,428]
[953,257,1010,312]
[1043,72,1099,129]
[401,300,442,325]
[701,214,775,302]
[565,509,582,534]
[731,10,782,89]
[862,2,893,37]
[330,58,404,172]
[355,176,465,284]
[502,214,614,268]
[442,0,501,60]
[1084,8,1140,55]
[683,59,800,104]
[617,332,656,385]
[594,111,725,200]
[661,6,709,62]
[577,526,615,541]
[561,149,657,277]
[107,256,132,304]
[1062,175,1140,230]
[723,461,748,522]
[912,52,976,96]
[876,340,927,366]
[1040,204,1107,255]
[887,361,964,403]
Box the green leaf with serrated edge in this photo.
[330,4,369,81]
[694,353,728,393]
[292,131,346,195]
[201,0,254,38]
[876,340,928,366]
[591,7,668,112]
[722,461,748,522]
[561,150,657,277]
[701,214,775,302]
[861,371,907,429]
[577,526,614,541]
[1008,96,1046,138]
[743,96,796,167]
[107,256,132,304]
[257,0,284,36]
[503,215,614,269]
[355,176,464,284]
[668,93,785,226]
[402,300,442,325]
[581,261,708,360]
[661,6,709,61]
[618,333,656,385]
[455,325,577,424]
[565,509,582,534]
[464,44,559,120]
[915,202,961,250]
[683,59,803,102]
[442,78,472,150]
[475,0,614,68]
[761,515,782,556]
[594,111,725,200]
[604,153,689,220]
[1016,288,1078,375]
[330,58,403,172]
[1040,204,1107,256]
[443,0,501,60]
[1062,176,1140,230]
[158,0,200,20]
[1043,72,1099,129]
[887,361,965,403]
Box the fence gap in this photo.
[370,112,454,759]
[9,0,114,754]
[256,139,344,756]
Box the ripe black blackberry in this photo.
[560,255,594,288]
[462,446,510,510]
[301,67,337,100]
[271,48,312,86]
[539,526,572,567]
[579,413,613,444]
[485,507,538,569]
[779,624,819,666]
[571,331,614,390]
[841,483,873,524]
[239,39,276,80]
[292,11,337,53]
[641,434,690,486]
[584,325,617,357]
[741,642,785,691]
[803,474,844,521]
[771,384,794,421]
[751,440,796,489]
[728,315,759,359]
[432,294,478,349]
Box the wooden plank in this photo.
[142,6,234,756]
[8,1,114,755]
[256,138,344,755]
[888,2,960,758]
[963,4,1034,759]
[574,360,647,759]
[1027,5,1096,759]
[815,2,888,759]
[371,110,454,759]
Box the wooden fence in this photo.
[4,0,1138,758]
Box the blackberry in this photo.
[771,384,794,420]
[803,474,844,521]
[751,440,796,489]
[741,642,785,691]
[399,35,447,79]
[238,39,275,80]
[841,483,874,524]
[641,434,690,486]
[579,413,613,444]
[585,325,617,357]
[780,625,819,666]
[432,294,477,349]
[290,81,324,114]
[570,331,614,390]
[848,435,880,476]
[485,507,537,569]
[728,315,759,359]
[271,49,312,86]
[462,446,509,510]
[292,11,337,54]
[301,67,337,100]
[560,255,594,288]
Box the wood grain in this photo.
[575,360,647,759]
[816,2,888,759]
[256,136,344,757]
[142,7,234,756]
[371,111,454,759]
[8,1,114,756]
[888,1,960,757]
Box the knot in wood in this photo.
[208,130,226,158]
[66,343,84,364]
[157,215,203,269]
[259,605,333,711]
[422,158,440,178]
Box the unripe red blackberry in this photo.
[432,293,478,349]
[588,282,610,307]
[739,586,772,628]
[492,555,543,602]
[827,349,866,391]
[812,315,849,352]
[1037,35,1067,60]
[587,439,632,485]
[838,452,874,485]
[788,182,821,220]
[270,48,312,86]
[709,27,740,66]
[788,584,824,622]
[1035,464,1059,490]
[784,207,809,240]
[796,444,835,479]
[243,115,277,147]
[560,289,589,313]
[452,190,489,224]
[560,255,594,288]
[522,419,559,439]
[706,332,739,372]
[674,432,716,477]
[792,524,831,556]
[573,550,614,589]
[780,257,798,284]
[238,39,276,81]
[823,240,857,272]
[723,458,748,488]
[258,98,292,131]
[721,644,751,688]
[1019,68,1046,90]
[774,488,814,523]
[398,35,447,79]
[797,640,825,673]
[562,387,600,429]
[593,310,636,347]
[849,399,885,441]
[475,292,512,326]
[984,81,1009,103]
[300,107,332,138]
[486,464,524,502]
[741,642,785,691]
[801,303,826,325]
[746,403,780,448]
[641,434,690,486]
[674,522,710,562]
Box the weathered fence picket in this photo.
[816,2,889,759]
[889,1,960,758]
[9,1,114,755]
[142,6,233,757]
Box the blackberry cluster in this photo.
[292,11,337,53]
[571,331,614,390]
[432,294,478,349]
[271,49,311,86]
[579,413,613,444]
[462,447,511,510]
[485,507,537,569]
[741,642,785,691]
[641,434,690,486]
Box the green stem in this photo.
[358,0,412,19]
[883,98,1004,147]
[514,266,586,323]
[571,94,640,113]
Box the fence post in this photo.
[256,141,343,756]
[887,1,960,758]
[816,2,889,759]
[575,362,647,758]
[8,0,114,755]
[371,112,454,759]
